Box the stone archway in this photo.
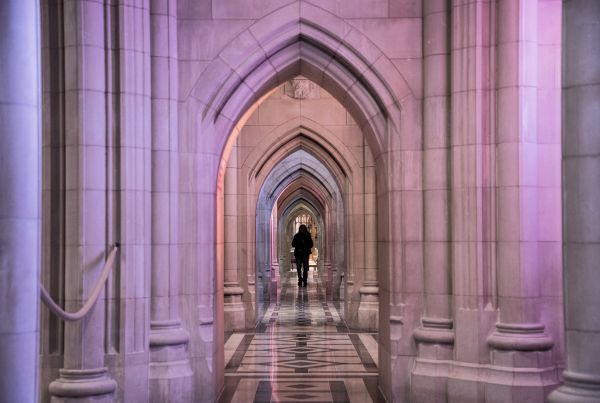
[254,149,344,300]
[181,3,415,401]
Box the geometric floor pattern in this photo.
[220,271,384,403]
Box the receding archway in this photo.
[183,4,417,401]
[254,149,343,304]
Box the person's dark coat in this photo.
[292,231,313,258]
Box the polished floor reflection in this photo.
[220,271,383,403]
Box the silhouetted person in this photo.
[292,224,313,287]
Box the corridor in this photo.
[5,1,600,402]
[221,272,383,403]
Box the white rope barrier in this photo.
[40,243,119,322]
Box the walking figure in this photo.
[292,224,313,287]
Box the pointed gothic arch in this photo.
[183,3,418,400]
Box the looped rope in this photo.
[40,243,119,322]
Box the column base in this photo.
[357,283,379,331]
[323,261,332,300]
[487,323,554,352]
[270,263,279,299]
[149,320,193,403]
[411,358,452,403]
[337,272,345,300]
[413,317,454,359]
[49,367,116,402]
[446,360,558,403]
[247,275,256,305]
[411,318,455,403]
[346,278,355,296]
[481,322,558,401]
[411,359,559,403]
[414,317,455,345]
[224,284,246,331]
[548,371,600,403]
[149,360,193,403]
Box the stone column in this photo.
[0,1,41,402]
[345,192,357,305]
[358,168,378,331]
[223,154,246,331]
[256,204,271,301]
[278,218,288,279]
[411,0,454,400]
[244,191,259,325]
[548,1,600,401]
[48,1,116,401]
[447,1,498,400]
[323,208,332,299]
[149,0,193,401]
[269,208,280,297]
[277,212,291,279]
[323,205,335,300]
[487,3,558,399]
[333,194,345,299]
[39,2,65,399]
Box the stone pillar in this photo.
[345,192,357,306]
[332,195,344,300]
[256,205,271,301]
[411,0,454,400]
[447,1,498,401]
[325,204,332,282]
[246,194,258,326]
[358,177,378,331]
[278,220,288,279]
[324,258,333,299]
[149,0,193,401]
[39,2,65,399]
[548,1,600,401]
[0,1,41,402]
[487,2,558,399]
[323,207,335,300]
[223,152,246,331]
[269,208,280,297]
[48,1,115,401]
[278,213,292,280]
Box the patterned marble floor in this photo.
[220,272,383,403]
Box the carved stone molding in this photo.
[413,317,455,345]
[149,320,190,348]
[48,367,116,399]
[285,78,319,99]
[487,322,554,351]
